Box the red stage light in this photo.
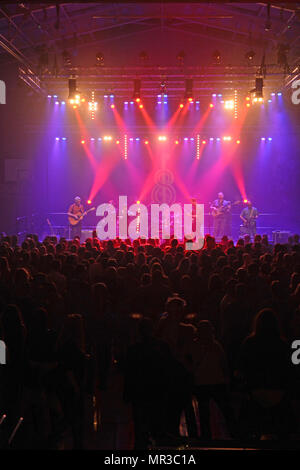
[175,140,179,145]
[111,104,115,109]
[144,140,149,145]
[209,103,214,108]
[188,98,193,102]
[137,200,141,205]
[244,199,248,203]
[81,140,85,144]
[87,199,92,205]
[179,103,184,108]
[139,104,143,109]
[116,140,120,144]
[236,140,241,144]
[136,98,141,103]
[202,140,206,144]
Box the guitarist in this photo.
[68,196,84,240]
[240,200,258,240]
[210,192,231,241]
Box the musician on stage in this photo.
[68,196,84,240]
[210,192,231,241]
[240,200,258,240]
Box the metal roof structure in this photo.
[1,2,299,97]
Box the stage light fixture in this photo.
[175,140,179,145]
[212,50,221,63]
[55,137,60,141]
[185,79,193,100]
[158,136,167,141]
[139,51,149,63]
[111,104,115,109]
[236,140,241,144]
[103,136,112,141]
[179,103,184,108]
[176,50,185,65]
[116,140,120,145]
[209,103,214,108]
[202,140,206,145]
[245,50,255,61]
[96,52,104,66]
[144,140,149,145]
[137,200,141,205]
[81,139,85,144]
[87,200,92,205]
[224,100,234,110]
[243,199,248,203]
[139,104,143,109]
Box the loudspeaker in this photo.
[272,231,291,244]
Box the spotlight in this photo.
[202,140,206,145]
[244,199,248,203]
[158,136,167,141]
[136,200,141,205]
[87,199,92,205]
[55,137,60,141]
[175,140,179,145]
[236,140,241,144]
[110,104,115,109]
[160,80,167,95]
[209,103,214,108]
[245,50,255,61]
[144,140,149,145]
[81,140,85,144]
[179,103,184,108]
[103,136,112,141]
[224,100,234,110]
[116,140,120,145]
[212,50,221,63]
[96,52,104,66]
[184,79,193,100]
[139,104,143,109]
[133,79,141,101]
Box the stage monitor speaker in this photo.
[272,231,291,244]
[81,230,93,241]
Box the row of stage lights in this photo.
[55,136,273,143]
[48,91,283,115]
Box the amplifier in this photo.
[272,231,291,244]
[81,230,94,241]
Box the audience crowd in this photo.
[0,231,300,448]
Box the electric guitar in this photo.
[211,200,240,217]
[68,207,95,226]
